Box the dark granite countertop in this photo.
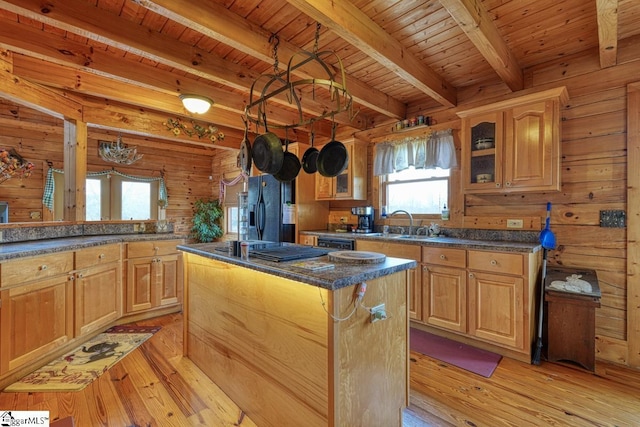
[300,230,541,253]
[0,234,184,261]
[178,242,417,291]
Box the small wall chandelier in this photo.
[180,94,214,114]
[98,134,143,165]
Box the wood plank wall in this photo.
[1,42,638,366]
[0,101,217,235]
[337,45,639,367]
[402,45,636,366]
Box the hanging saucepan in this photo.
[252,113,284,174]
[238,117,252,175]
[273,137,301,182]
[301,129,319,174]
[317,119,348,177]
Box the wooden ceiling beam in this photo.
[11,55,317,134]
[285,0,457,108]
[439,0,523,92]
[0,49,82,121]
[0,0,361,133]
[596,0,619,68]
[132,0,406,120]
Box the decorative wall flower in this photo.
[163,118,225,143]
[0,148,34,184]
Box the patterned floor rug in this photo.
[4,325,160,392]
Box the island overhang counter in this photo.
[178,242,416,427]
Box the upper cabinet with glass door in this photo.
[315,137,367,200]
[458,87,569,194]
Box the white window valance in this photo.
[373,128,457,176]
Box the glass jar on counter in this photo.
[237,191,249,241]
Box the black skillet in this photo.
[238,118,252,174]
[317,120,348,178]
[273,133,301,182]
[301,130,319,174]
[252,114,284,174]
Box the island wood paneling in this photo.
[183,253,409,427]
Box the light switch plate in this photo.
[507,219,524,228]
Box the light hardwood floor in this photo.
[1,313,639,426]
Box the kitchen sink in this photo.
[390,235,433,240]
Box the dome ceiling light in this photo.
[180,94,214,114]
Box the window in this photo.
[221,175,245,236]
[53,172,159,221]
[227,206,239,233]
[382,167,449,215]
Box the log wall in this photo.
[1,41,638,366]
[348,46,637,367]
[0,100,217,235]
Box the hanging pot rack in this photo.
[244,25,356,132]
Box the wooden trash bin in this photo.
[543,266,601,371]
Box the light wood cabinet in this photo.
[74,244,122,337]
[356,240,421,321]
[125,240,183,314]
[422,247,467,333]
[467,250,526,350]
[458,87,568,194]
[0,253,74,374]
[300,234,318,246]
[315,138,367,200]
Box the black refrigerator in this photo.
[247,174,295,243]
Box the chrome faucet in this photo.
[390,210,414,236]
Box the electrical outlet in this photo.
[507,219,523,229]
[370,303,387,323]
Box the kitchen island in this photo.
[178,242,416,427]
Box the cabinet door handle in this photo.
[40,264,47,271]
[423,266,428,272]
[495,183,501,188]
[77,273,84,278]
[490,259,497,266]
[99,253,105,259]
[440,254,446,260]
[505,181,511,187]
[468,273,474,278]
[154,246,160,252]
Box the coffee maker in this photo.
[351,206,374,234]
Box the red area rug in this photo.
[410,328,502,378]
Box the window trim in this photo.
[380,167,451,219]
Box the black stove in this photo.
[250,245,330,262]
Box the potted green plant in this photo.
[190,198,224,242]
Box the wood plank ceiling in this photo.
[1,0,640,146]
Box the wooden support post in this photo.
[63,120,87,222]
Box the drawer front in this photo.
[1,252,74,287]
[422,247,466,268]
[75,243,121,269]
[127,239,182,258]
[468,250,523,276]
[356,240,420,260]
